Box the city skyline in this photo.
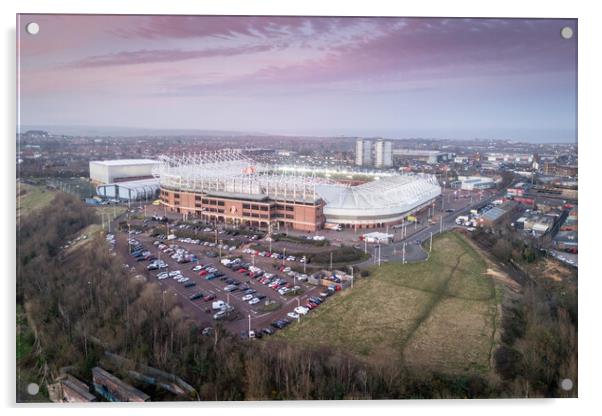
[18,15,577,143]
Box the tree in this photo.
[492,239,513,262]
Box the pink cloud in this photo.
[66,44,277,68]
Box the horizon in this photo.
[19,123,576,144]
[18,15,577,143]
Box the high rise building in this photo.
[375,140,393,168]
[355,139,373,166]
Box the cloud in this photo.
[65,44,278,68]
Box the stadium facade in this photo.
[155,151,441,231]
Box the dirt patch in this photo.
[485,268,521,292]
[524,257,576,283]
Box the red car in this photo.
[199,270,209,276]
[203,294,216,302]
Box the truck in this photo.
[324,223,342,231]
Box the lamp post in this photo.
[402,242,406,264]
[429,232,433,253]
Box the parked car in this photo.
[294,306,309,315]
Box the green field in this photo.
[17,183,56,219]
[278,232,501,375]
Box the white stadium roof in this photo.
[316,175,441,224]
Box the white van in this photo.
[212,300,226,310]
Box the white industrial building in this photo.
[456,176,496,190]
[89,159,161,184]
[95,178,160,202]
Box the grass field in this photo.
[278,231,501,375]
[17,183,56,219]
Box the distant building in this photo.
[456,176,496,190]
[515,212,555,235]
[393,149,451,164]
[542,161,578,178]
[22,130,50,138]
[374,140,393,168]
[485,152,533,165]
[355,139,373,166]
[479,201,517,226]
[89,159,160,184]
[553,231,578,253]
[507,182,531,197]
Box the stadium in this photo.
[155,151,441,231]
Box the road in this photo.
[359,189,505,266]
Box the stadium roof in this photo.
[316,175,441,219]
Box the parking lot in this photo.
[114,224,329,338]
[112,187,493,338]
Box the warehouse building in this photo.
[89,159,160,184]
[393,149,452,164]
[456,176,496,191]
[96,178,160,202]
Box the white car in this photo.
[192,265,203,271]
[242,294,254,301]
[287,312,300,320]
[248,297,260,305]
[179,277,190,283]
[294,306,309,315]
[168,270,181,277]
[278,287,289,295]
[157,272,169,279]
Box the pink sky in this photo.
[17,15,577,142]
